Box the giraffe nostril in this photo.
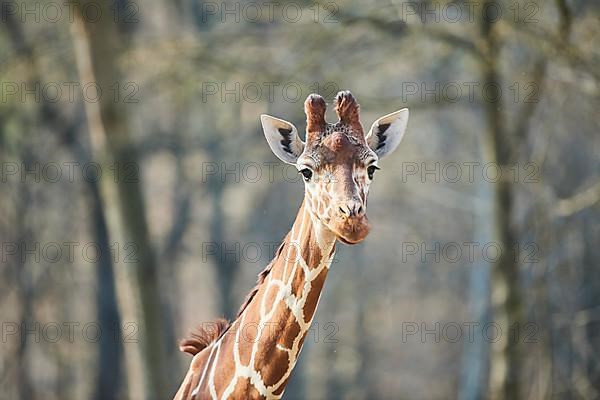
[338,203,365,218]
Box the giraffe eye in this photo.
[367,165,380,180]
[299,168,313,182]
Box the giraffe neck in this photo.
[183,200,337,400]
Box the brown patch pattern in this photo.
[174,90,384,400]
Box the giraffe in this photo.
[174,91,409,400]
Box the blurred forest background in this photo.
[0,0,599,399]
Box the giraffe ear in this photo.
[261,114,305,164]
[366,108,409,158]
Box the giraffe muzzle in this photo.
[331,202,370,244]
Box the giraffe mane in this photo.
[179,318,230,355]
[179,241,287,356]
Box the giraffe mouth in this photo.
[339,236,360,245]
[331,215,370,244]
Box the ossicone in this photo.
[304,93,327,134]
[334,90,360,127]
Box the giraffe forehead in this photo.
[326,131,349,151]
[306,132,371,167]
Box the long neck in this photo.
[233,200,337,397]
[177,201,337,400]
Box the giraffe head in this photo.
[261,91,409,244]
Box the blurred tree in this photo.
[1,8,123,399]
[70,5,171,399]
[478,2,525,397]
[205,111,243,319]
[480,1,573,398]
[14,154,35,400]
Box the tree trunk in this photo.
[459,184,491,400]
[480,2,523,398]
[15,157,34,400]
[204,105,242,320]
[70,7,171,399]
[206,139,240,319]
[88,176,124,400]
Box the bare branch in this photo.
[554,181,600,217]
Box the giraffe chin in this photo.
[330,216,370,245]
